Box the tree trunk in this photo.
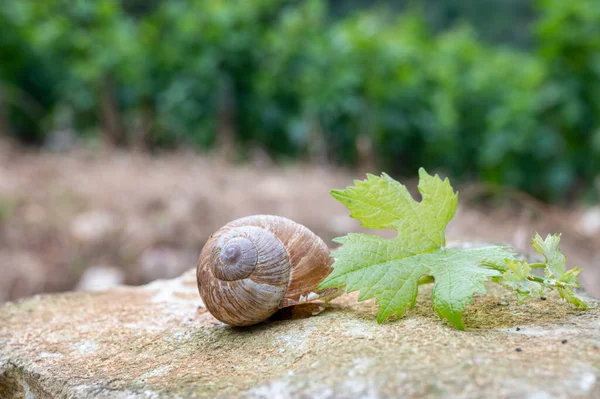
[216,74,236,161]
[0,82,11,138]
[307,113,328,165]
[130,100,154,152]
[356,102,375,173]
[99,75,123,146]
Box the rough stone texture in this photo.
[1,267,599,399]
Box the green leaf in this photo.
[531,233,565,279]
[319,168,514,329]
[498,259,543,304]
[531,233,589,309]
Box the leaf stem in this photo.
[526,275,578,289]
[418,275,435,285]
[529,263,546,268]
[528,276,546,284]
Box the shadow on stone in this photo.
[301,284,595,331]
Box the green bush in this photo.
[1,0,599,202]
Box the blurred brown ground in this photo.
[1,140,598,303]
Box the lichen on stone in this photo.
[1,267,599,398]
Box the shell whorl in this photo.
[209,226,290,284]
[197,215,333,326]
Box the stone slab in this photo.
[1,268,599,398]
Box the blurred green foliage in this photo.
[1,0,599,202]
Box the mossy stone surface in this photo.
[1,265,599,398]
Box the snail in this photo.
[196,215,338,326]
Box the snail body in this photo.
[197,215,336,326]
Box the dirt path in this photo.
[1,142,598,302]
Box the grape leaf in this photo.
[319,168,514,329]
[531,233,589,309]
[532,233,565,279]
[498,260,543,304]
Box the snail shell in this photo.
[197,215,335,326]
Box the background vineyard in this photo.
[1,0,599,202]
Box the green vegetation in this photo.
[1,0,599,201]
[319,169,590,330]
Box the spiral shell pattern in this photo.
[197,215,333,326]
